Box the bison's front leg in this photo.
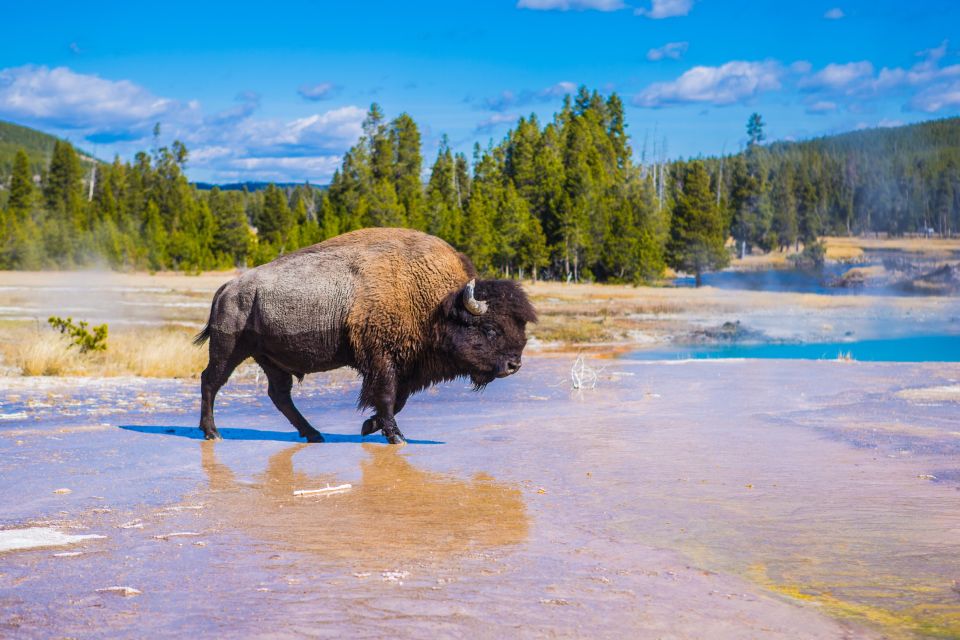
[361,384,410,438]
[360,365,406,445]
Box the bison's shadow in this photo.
[119,425,444,445]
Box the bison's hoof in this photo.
[303,431,325,443]
[384,425,407,445]
[361,417,381,436]
[201,428,222,441]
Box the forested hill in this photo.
[769,116,960,158]
[708,116,960,256]
[0,120,96,177]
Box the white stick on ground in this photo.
[293,484,352,497]
[96,586,142,597]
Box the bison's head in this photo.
[440,279,537,387]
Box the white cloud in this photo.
[298,82,340,101]
[517,0,624,10]
[206,155,344,182]
[798,61,874,92]
[280,107,366,147]
[646,41,689,61]
[805,100,838,114]
[634,61,782,107]
[909,80,960,112]
[796,41,960,113]
[635,0,693,19]
[539,81,577,98]
[0,65,189,135]
[187,107,365,181]
[482,81,578,111]
[205,92,260,126]
[0,64,369,182]
[201,105,366,158]
[824,8,845,19]
[475,113,519,133]
[188,146,234,163]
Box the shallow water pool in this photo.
[634,333,960,362]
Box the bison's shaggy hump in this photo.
[327,228,477,367]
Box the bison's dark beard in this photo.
[470,371,497,390]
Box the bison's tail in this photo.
[192,324,211,346]
[193,282,229,347]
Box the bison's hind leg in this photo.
[255,357,325,443]
[200,332,250,440]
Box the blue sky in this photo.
[1,0,958,182]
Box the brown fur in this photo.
[336,228,475,373]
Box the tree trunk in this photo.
[695,270,702,288]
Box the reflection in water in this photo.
[200,442,528,569]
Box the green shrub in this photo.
[48,316,108,353]
[790,240,826,270]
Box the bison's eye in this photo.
[483,326,499,339]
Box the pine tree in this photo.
[425,137,464,246]
[143,200,168,271]
[390,114,425,230]
[667,161,729,286]
[770,164,798,251]
[257,183,294,249]
[209,187,251,266]
[518,214,548,280]
[8,148,34,219]
[43,140,83,213]
[506,116,540,204]
[367,178,406,227]
[316,191,340,241]
[746,113,766,147]
[462,145,502,274]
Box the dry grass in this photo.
[101,329,208,377]
[1,325,207,378]
[823,235,960,258]
[12,333,84,376]
[823,243,865,262]
[534,314,616,344]
[729,251,795,270]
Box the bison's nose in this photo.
[506,360,522,375]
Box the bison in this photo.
[195,227,536,444]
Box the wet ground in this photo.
[2,357,960,638]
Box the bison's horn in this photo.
[463,279,488,316]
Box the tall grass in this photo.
[13,333,83,375]
[1,325,208,378]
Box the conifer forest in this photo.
[1,88,958,282]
